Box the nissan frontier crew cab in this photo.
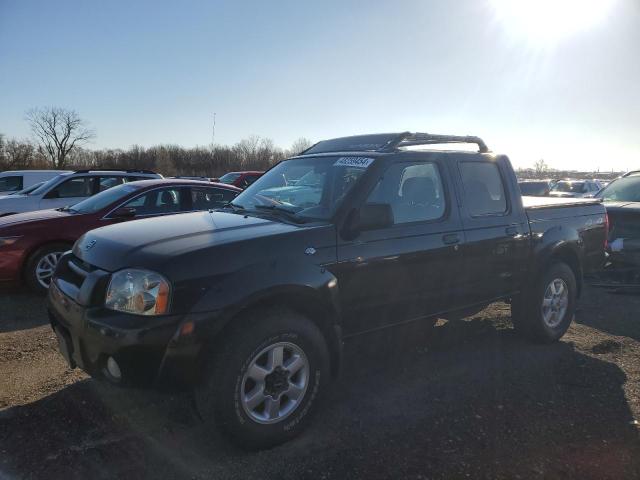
[48,132,607,448]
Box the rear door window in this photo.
[97,176,124,192]
[459,162,507,216]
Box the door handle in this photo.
[442,233,460,245]
[505,226,518,237]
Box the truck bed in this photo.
[522,196,603,210]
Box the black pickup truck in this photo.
[48,132,607,448]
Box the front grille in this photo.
[54,254,110,305]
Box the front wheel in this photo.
[24,243,70,294]
[511,262,577,343]
[195,308,330,449]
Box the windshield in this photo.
[231,156,373,221]
[218,172,241,184]
[597,176,640,202]
[10,181,45,195]
[70,183,140,214]
[30,174,67,195]
[552,181,585,193]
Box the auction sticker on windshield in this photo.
[334,157,375,168]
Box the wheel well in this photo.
[549,246,582,296]
[225,292,342,378]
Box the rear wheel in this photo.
[512,262,577,342]
[195,307,330,449]
[25,243,70,294]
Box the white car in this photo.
[0,170,70,196]
[0,169,162,216]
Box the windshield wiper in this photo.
[253,204,306,224]
[56,206,78,213]
[223,202,245,212]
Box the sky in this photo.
[1,0,639,171]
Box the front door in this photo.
[334,158,466,336]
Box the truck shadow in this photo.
[574,286,640,341]
[1,314,639,479]
[0,288,49,333]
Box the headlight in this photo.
[105,269,170,316]
[0,236,22,247]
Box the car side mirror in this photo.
[44,190,59,199]
[344,203,394,238]
[111,206,136,219]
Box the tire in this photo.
[195,307,330,449]
[511,262,577,343]
[24,243,71,294]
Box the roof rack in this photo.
[73,169,158,174]
[300,132,489,155]
[382,132,489,153]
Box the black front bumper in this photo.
[47,276,208,388]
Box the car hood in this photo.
[0,208,71,228]
[73,210,303,273]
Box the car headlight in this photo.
[0,236,22,247]
[105,269,170,316]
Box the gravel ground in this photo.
[1,286,639,479]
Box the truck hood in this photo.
[0,208,71,229]
[73,210,303,273]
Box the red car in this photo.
[214,171,263,189]
[0,179,240,293]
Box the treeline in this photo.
[0,133,312,177]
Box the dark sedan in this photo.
[597,171,640,275]
[0,179,240,293]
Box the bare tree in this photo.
[26,107,95,169]
[534,159,549,174]
[289,137,313,156]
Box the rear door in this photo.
[336,157,466,336]
[451,155,529,304]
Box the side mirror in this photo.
[44,189,59,199]
[111,206,136,219]
[344,203,394,238]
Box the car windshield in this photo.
[218,172,241,184]
[70,183,140,214]
[230,156,373,221]
[597,176,640,202]
[30,174,67,195]
[552,181,585,193]
[9,181,45,195]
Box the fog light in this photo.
[106,356,122,381]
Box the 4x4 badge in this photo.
[85,240,97,251]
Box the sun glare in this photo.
[490,0,616,47]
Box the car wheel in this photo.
[25,243,70,294]
[511,262,577,343]
[195,307,330,449]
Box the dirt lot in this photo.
[1,286,640,480]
